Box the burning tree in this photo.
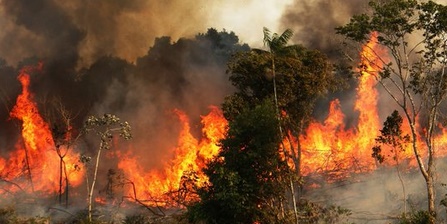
[1,63,84,197]
[337,0,447,222]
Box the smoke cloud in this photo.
[280,0,369,56]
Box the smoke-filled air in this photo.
[1,0,447,223]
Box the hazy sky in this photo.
[0,0,294,68]
[206,0,294,48]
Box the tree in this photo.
[262,27,300,223]
[82,114,131,222]
[223,28,341,221]
[50,100,81,207]
[372,110,410,215]
[188,101,291,224]
[336,0,447,222]
[262,27,294,129]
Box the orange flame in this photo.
[0,64,83,194]
[293,32,385,180]
[118,106,227,205]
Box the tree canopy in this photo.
[188,101,290,224]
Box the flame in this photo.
[0,64,83,194]
[290,32,385,180]
[118,106,227,205]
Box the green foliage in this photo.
[336,0,418,42]
[187,101,291,224]
[397,210,430,224]
[372,110,410,163]
[337,0,447,99]
[263,27,294,54]
[295,200,352,224]
[84,113,132,150]
[83,114,132,223]
[224,43,340,129]
[196,28,250,58]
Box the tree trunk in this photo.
[58,152,63,205]
[88,143,103,223]
[427,173,436,224]
[290,179,298,224]
[23,144,34,193]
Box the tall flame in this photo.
[296,33,385,180]
[0,64,83,194]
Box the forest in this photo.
[1,0,447,223]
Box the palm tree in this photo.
[262,27,293,131]
[262,27,298,223]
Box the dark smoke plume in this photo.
[281,0,369,57]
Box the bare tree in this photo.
[337,1,447,222]
[83,114,131,222]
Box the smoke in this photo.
[0,0,250,209]
[280,0,369,57]
[0,0,209,67]
[1,0,84,71]
[0,0,290,69]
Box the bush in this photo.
[397,210,430,224]
[0,207,18,224]
[0,206,49,224]
[123,214,150,224]
[297,199,352,224]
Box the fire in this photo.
[116,32,403,202]
[293,32,385,180]
[297,32,447,179]
[4,32,447,208]
[0,64,83,194]
[118,106,227,205]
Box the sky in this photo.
[206,0,294,48]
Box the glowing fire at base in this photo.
[0,64,83,195]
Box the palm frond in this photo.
[263,27,294,55]
[276,29,293,47]
[263,27,272,48]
